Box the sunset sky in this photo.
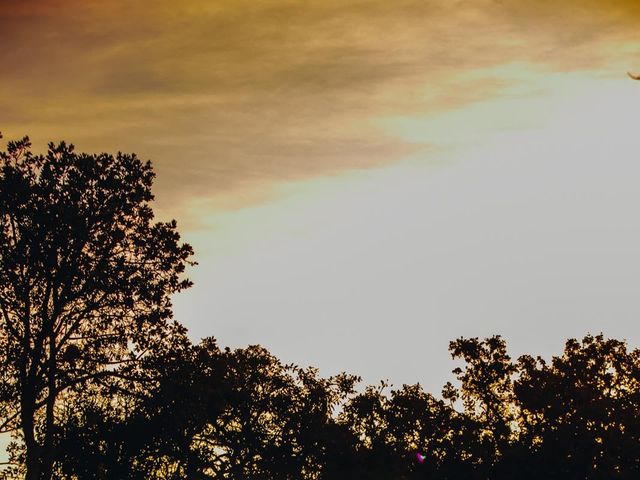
[2,0,640,395]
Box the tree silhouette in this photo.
[446,336,517,474]
[10,313,640,479]
[51,338,360,479]
[4,135,640,479]
[0,135,193,480]
[511,334,640,479]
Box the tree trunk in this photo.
[21,373,40,480]
[23,404,43,480]
[39,332,58,480]
[21,361,56,480]
[24,448,43,480]
[24,438,55,480]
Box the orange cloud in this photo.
[1,0,639,222]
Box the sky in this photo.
[2,0,640,399]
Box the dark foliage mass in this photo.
[2,136,640,479]
[0,135,192,480]
[34,335,640,480]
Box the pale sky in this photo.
[2,0,640,399]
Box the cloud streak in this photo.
[1,0,639,220]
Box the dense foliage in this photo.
[7,334,636,480]
[0,135,193,479]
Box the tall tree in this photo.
[52,339,360,480]
[513,335,640,479]
[446,335,517,471]
[0,135,193,480]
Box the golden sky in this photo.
[2,0,640,391]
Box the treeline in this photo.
[6,333,640,479]
[2,136,640,479]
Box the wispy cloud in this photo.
[1,0,639,221]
